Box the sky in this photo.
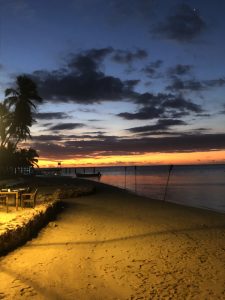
[0,0,225,167]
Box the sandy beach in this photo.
[0,178,225,299]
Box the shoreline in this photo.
[80,178,225,215]
[2,174,225,215]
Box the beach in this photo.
[0,178,225,299]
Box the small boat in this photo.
[76,172,101,178]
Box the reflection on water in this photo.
[62,165,225,213]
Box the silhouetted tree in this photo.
[13,148,39,174]
[0,75,42,176]
[3,75,42,147]
[0,102,12,147]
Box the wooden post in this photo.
[124,166,127,189]
[134,166,137,193]
[163,165,173,202]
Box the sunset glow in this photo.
[37,150,225,168]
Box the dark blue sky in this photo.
[0,0,225,165]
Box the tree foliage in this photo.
[0,75,42,177]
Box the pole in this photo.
[163,165,173,202]
[134,165,137,193]
[124,166,127,189]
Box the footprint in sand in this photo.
[0,292,7,299]
[11,278,22,289]
[20,286,37,297]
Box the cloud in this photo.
[167,64,193,76]
[127,119,186,133]
[32,133,103,142]
[118,106,164,120]
[166,77,225,92]
[141,60,163,78]
[67,47,113,73]
[166,78,203,92]
[34,112,70,120]
[162,97,202,113]
[111,49,148,64]
[48,123,84,131]
[31,133,225,159]
[118,93,203,120]
[32,135,63,142]
[152,4,206,42]
[31,48,138,104]
[220,104,225,114]
[204,78,225,88]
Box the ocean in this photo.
[61,164,225,213]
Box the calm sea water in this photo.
[61,165,225,213]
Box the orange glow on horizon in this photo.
[37,150,225,168]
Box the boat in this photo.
[76,172,101,178]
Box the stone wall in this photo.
[0,200,62,256]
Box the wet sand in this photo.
[0,180,225,299]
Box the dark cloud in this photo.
[142,60,163,78]
[220,104,225,114]
[42,123,53,127]
[31,48,139,104]
[134,92,166,105]
[118,93,203,120]
[32,133,105,142]
[163,97,202,113]
[195,113,211,117]
[34,112,70,120]
[152,4,206,42]
[82,47,114,62]
[67,47,113,73]
[82,131,107,135]
[205,78,225,88]
[192,128,210,132]
[27,47,225,109]
[167,64,193,76]
[112,49,148,64]
[48,123,84,131]
[127,119,186,133]
[166,78,203,92]
[78,108,97,113]
[31,133,225,159]
[118,106,164,120]
[124,79,140,89]
[167,77,225,92]
[32,135,63,142]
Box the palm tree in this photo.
[0,102,11,147]
[14,148,39,174]
[4,75,42,147]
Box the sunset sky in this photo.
[0,0,225,167]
